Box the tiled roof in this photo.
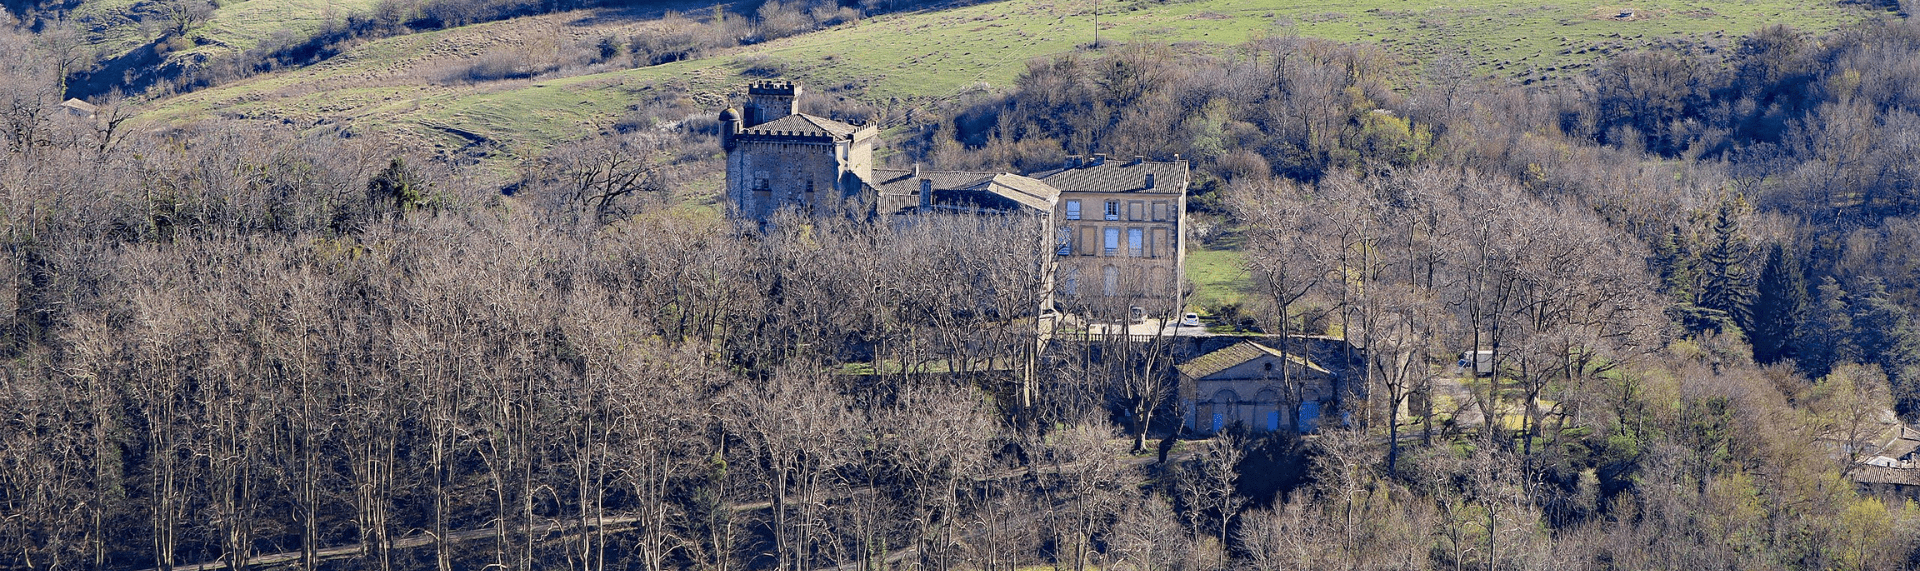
[978,173,1061,211]
[871,168,1000,195]
[1879,426,1920,460]
[739,113,863,138]
[1852,465,1920,486]
[1176,340,1327,380]
[868,169,1058,214]
[1028,158,1189,195]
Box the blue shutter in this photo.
[1211,413,1223,433]
[1298,402,1321,433]
[1267,411,1280,432]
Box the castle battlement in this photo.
[747,81,800,96]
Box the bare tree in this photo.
[1032,424,1128,571]
[1175,433,1246,568]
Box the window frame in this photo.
[1065,200,1081,220]
[1104,201,1121,221]
[1104,227,1120,256]
[1127,228,1143,257]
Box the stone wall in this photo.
[726,138,843,221]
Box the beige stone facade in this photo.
[1029,154,1189,313]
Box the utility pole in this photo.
[1093,0,1099,47]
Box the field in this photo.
[137,0,1894,160]
[68,0,386,69]
[1185,242,1250,311]
[187,0,387,55]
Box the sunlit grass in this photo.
[140,0,1890,157]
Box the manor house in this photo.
[719,81,1190,309]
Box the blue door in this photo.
[1267,411,1280,432]
[1211,413,1223,433]
[1298,402,1321,433]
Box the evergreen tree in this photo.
[1799,276,1858,378]
[1749,243,1809,364]
[1651,224,1698,303]
[1698,202,1755,331]
[367,157,428,211]
[1847,278,1920,417]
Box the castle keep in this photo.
[719,81,878,220]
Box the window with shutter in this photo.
[1066,200,1081,220]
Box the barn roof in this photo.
[60,98,97,114]
[1176,340,1328,380]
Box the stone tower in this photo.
[720,82,877,223]
[743,81,801,126]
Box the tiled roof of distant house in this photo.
[1853,465,1920,486]
[1028,156,1189,195]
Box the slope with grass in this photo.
[67,0,386,80]
[141,0,1893,158]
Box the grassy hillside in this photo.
[140,0,1892,160]
[188,0,386,55]
[68,0,384,70]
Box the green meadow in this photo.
[142,0,1892,155]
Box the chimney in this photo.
[1130,155,1143,166]
[912,162,921,178]
[1090,153,1107,166]
[919,179,933,212]
[1145,173,1156,189]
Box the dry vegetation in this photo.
[5,2,1920,571]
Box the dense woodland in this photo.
[7,1,1920,570]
